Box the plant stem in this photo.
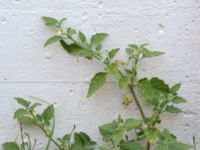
[146,142,150,150]
[20,123,25,150]
[45,117,56,150]
[29,110,62,150]
[128,84,146,120]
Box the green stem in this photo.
[20,123,25,150]
[29,110,62,150]
[146,142,150,150]
[45,117,56,150]
[128,84,146,120]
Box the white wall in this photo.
[0,0,200,149]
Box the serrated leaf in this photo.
[119,76,129,89]
[144,127,159,144]
[42,105,54,123]
[91,33,108,45]
[87,72,107,97]
[30,103,42,110]
[14,108,28,119]
[168,142,193,150]
[79,50,95,58]
[60,40,83,55]
[129,44,138,49]
[15,97,30,107]
[99,121,117,139]
[137,78,154,101]
[42,16,58,26]
[107,63,120,79]
[150,77,169,92]
[45,35,62,47]
[125,48,134,55]
[165,105,182,113]
[79,31,86,43]
[141,47,164,58]
[108,48,120,58]
[173,96,187,104]
[170,83,181,94]
[3,142,20,150]
[14,109,35,125]
[124,118,142,131]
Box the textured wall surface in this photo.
[0,0,200,149]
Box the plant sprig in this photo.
[2,16,194,150]
[41,16,193,150]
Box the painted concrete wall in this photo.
[0,0,200,149]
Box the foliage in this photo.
[2,16,194,150]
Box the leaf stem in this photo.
[29,110,62,150]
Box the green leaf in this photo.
[108,48,120,58]
[141,48,165,58]
[125,48,134,55]
[137,78,154,101]
[156,129,192,150]
[79,31,86,43]
[173,96,187,104]
[144,127,159,144]
[99,121,118,141]
[170,83,181,94]
[150,77,169,93]
[42,16,58,26]
[129,44,138,50]
[3,142,20,150]
[42,105,54,123]
[168,142,193,150]
[124,118,142,131]
[60,40,83,55]
[14,108,28,119]
[165,105,182,113]
[119,76,129,89]
[15,97,30,107]
[45,35,62,47]
[67,27,77,36]
[96,44,102,51]
[14,109,35,125]
[119,140,144,150]
[87,72,107,97]
[30,103,42,110]
[91,33,108,45]
[107,63,120,79]
[58,18,66,27]
[79,50,95,58]
[79,132,90,143]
